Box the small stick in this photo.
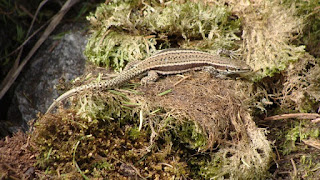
[264,113,320,121]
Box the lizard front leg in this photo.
[140,70,159,85]
[202,66,226,78]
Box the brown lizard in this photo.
[46,49,250,113]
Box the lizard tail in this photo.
[46,88,78,114]
[45,80,115,114]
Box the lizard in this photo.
[46,49,250,114]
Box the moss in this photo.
[139,73,273,179]
[35,0,318,178]
[278,56,320,112]
[236,0,319,80]
[33,72,273,179]
[173,120,207,150]
[232,0,306,80]
[85,0,241,71]
[272,147,320,179]
[281,121,320,155]
[33,91,195,178]
[298,154,320,179]
[285,0,320,58]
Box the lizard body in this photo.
[46,49,250,113]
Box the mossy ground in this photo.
[29,72,271,179]
[1,0,320,179]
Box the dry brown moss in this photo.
[227,0,305,80]
[280,54,320,112]
[0,131,36,179]
[140,72,272,178]
[140,72,247,148]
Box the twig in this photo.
[173,75,191,86]
[0,0,80,99]
[264,113,320,121]
[26,0,49,36]
[18,4,40,23]
[311,118,320,123]
[0,21,48,61]
[302,138,320,150]
[290,158,297,178]
[1,0,49,90]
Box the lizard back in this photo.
[134,49,249,74]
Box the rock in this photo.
[5,24,87,134]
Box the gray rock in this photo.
[6,24,87,133]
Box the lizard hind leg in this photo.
[203,66,228,79]
[140,70,159,86]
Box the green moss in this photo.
[33,91,200,178]
[196,155,224,178]
[173,120,207,150]
[282,121,320,155]
[85,31,157,71]
[85,0,240,71]
[128,127,141,140]
[299,154,320,178]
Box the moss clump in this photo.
[293,0,320,58]
[32,91,193,179]
[85,0,241,71]
[174,120,207,150]
[230,0,306,80]
[139,73,272,179]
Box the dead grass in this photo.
[139,72,272,178]
[0,131,36,179]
